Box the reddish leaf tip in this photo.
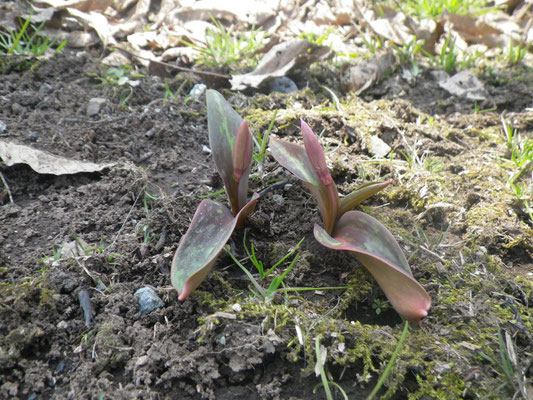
[300,119,333,186]
[233,120,252,184]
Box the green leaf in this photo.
[314,211,431,324]
[207,89,252,215]
[171,194,258,300]
[339,181,392,216]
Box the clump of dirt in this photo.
[1,52,532,400]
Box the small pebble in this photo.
[369,135,391,158]
[268,76,298,94]
[57,320,68,329]
[135,287,164,315]
[231,303,242,312]
[39,83,53,95]
[86,97,108,117]
[189,83,207,101]
[272,194,284,207]
[0,120,6,133]
[28,132,39,142]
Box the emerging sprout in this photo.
[171,90,257,300]
[270,120,431,324]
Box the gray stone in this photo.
[86,97,108,117]
[272,194,284,207]
[28,132,39,142]
[369,135,391,158]
[135,287,164,315]
[268,76,298,94]
[189,83,207,101]
[39,83,53,95]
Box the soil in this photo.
[1,52,532,400]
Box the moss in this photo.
[4,325,44,359]
[189,243,532,398]
[0,272,55,313]
[188,93,533,398]
[92,323,130,374]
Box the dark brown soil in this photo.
[1,52,532,400]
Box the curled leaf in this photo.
[269,120,339,233]
[233,120,252,184]
[301,119,333,186]
[339,181,392,215]
[207,89,253,215]
[171,194,258,301]
[314,211,431,324]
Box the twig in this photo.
[60,115,128,125]
[419,245,446,262]
[112,45,231,80]
[0,171,14,203]
[255,179,289,199]
[77,288,93,328]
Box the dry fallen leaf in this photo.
[341,52,397,94]
[230,40,332,91]
[0,141,114,175]
[438,70,488,101]
[66,7,117,47]
[448,13,504,48]
[356,3,442,54]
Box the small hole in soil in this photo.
[342,301,402,327]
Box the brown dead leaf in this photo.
[73,0,113,12]
[448,13,503,47]
[0,141,114,175]
[340,52,397,94]
[230,40,332,91]
[67,7,117,47]
[438,70,488,101]
[356,3,441,52]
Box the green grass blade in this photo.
[367,320,409,400]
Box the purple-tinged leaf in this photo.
[339,181,392,216]
[314,211,431,324]
[305,181,340,234]
[301,119,333,186]
[235,192,259,227]
[233,121,253,215]
[233,120,252,183]
[269,120,339,233]
[171,194,258,301]
[269,136,319,186]
[207,89,252,215]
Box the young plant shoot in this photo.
[171,90,257,301]
[207,89,253,216]
[270,120,431,324]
